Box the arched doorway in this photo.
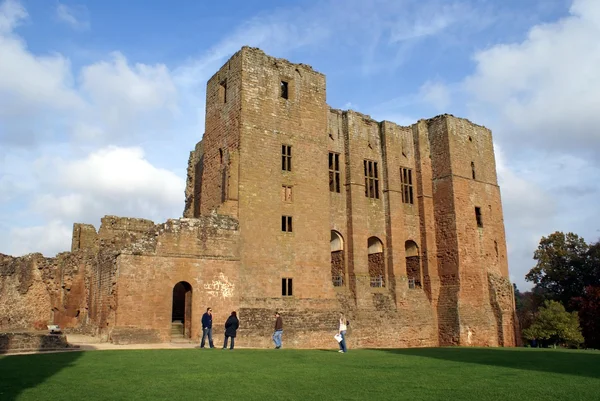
[368,237,385,287]
[405,240,421,289]
[331,231,345,286]
[172,281,192,339]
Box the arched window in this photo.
[172,281,193,339]
[368,237,385,288]
[331,231,345,287]
[405,240,421,289]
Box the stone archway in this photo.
[331,231,345,286]
[405,240,421,288]
[368,236,385,287]
[172,281,192,339]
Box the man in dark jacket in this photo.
[223,311,239,350]
[273,312,283,349]
[200,307,214,348]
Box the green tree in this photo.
[526,232,589,308]
[522,300,584,347]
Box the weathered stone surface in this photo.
[0,46,518,348]
[0,332,71,354]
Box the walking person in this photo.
[338,312,348,353]
[200,307,214,348]
[273,311,283,349]
[223,311,239,350]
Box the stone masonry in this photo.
[0,47,518,348]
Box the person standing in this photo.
[200,307,214,348]
[273,312,283,349]
[223,311,239,350]
[338,312,348,353]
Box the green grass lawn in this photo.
[1,347,599,401]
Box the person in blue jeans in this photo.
[273,312,283,349]
[200,307,214,348]
[338,312,348,353]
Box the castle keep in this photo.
[0,47,517,348]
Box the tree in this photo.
[526,232,589,308]
[514,285,544,334]
[522,300,584,347]
[573,286,600,349]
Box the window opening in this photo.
[475,207,483,228]
[282,216,293,232]
[281,186,293,202]
[280,81,289,99]
[364,160,379,199]
[329,152,341,193]
[219,80,227,103]
[331,231,345,287]
[282,145,292,171]
[405,240,421,289]
[400,167,414,204]
[282,278,293,296]
[368,237,385,288]
[471,162,476,180]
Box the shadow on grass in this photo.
[0,350,84,401]
[374,347,600,379]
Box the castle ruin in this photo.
[0,47,517,348]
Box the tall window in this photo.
[219,80,227,103]
[400,167,414,204]
[329,152,340,193]
[282,216,293,232]
[280,81,289,99]
[281,186,293,202]
[282,145,292,171]
[471,162,476,180]
[282,278,293,296]
[475,207,483,228]
[364,160,379,199]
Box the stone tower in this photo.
[183,46,516,347]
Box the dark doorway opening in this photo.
[172,281,192,339]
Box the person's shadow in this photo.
[376,347,600,379]
[0,350,83,400]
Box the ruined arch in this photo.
[368,236,385,287]
[405,240,421,289]
[331,231,345,286]
[172,281,193,339]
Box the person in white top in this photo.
[338,312,348,353]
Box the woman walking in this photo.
[338,312,348,353]
[223,311,239,350]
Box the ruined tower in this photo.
[184,47,516,347]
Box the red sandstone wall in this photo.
[0,252,91,332]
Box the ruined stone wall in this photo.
[89,216,158,338]
[184,139,204,218]
[0,252,92,333]
[112,216,240,343]
[71,223,98,253]
[198,48,244,218]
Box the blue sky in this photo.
[1,0,599,290]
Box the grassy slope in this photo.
[0,347,599,401]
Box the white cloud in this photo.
[0,3,178,148]
[419,81,450,111]
[56,3,89,31]
[2,146,185,257]
[33,146,184,222]
[0,0,24,33]
[9,220,72,257]
[465,0,600,156]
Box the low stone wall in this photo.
[0,332,72,354]
[110,328,163,345]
